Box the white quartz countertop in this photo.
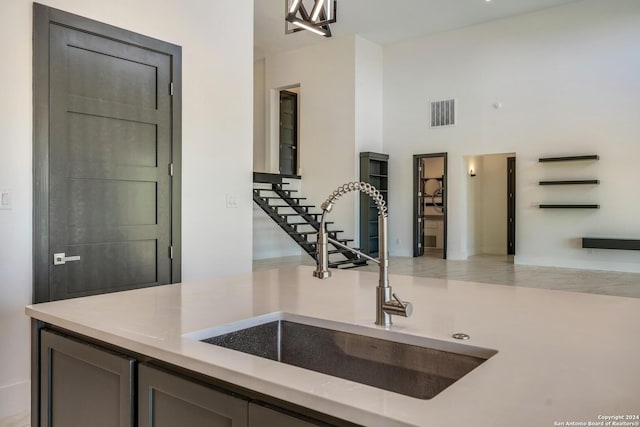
[26,267,640,427]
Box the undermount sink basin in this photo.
[187,312,496,400]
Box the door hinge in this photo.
[169,82,174,96]
[418,218,422,223]
[169,163,174,176]
[169,246,174,259]
[418,243,422,248]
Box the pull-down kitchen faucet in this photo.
[313,182,412,327]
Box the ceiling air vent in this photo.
[430,99,456,128]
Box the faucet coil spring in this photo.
[322,181,388,217]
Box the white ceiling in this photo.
[254,0,582,59]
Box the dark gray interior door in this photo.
[33,4,182,303]
[413,153,448,259]
[279,91,298,175]
[507,156,516,255]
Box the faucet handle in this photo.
[392,293,404,306]
[383,293,413,318]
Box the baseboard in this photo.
[467,247,479,257]
[447,250,467,260]
[514,256,640,273]
[480,247,508,256]
[0,380,30,426]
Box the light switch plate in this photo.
[226,194,239,209]
[0,190,11,210]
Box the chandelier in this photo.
[285,0,337,37]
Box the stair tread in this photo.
[328,247,361,254]
[328,259,367,267]
[333,261,368,269]
[256,189,298,193]
[288,221,333,226]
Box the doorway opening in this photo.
[279,87,299,176]
[413,153,447,259]
[466,153,516,259]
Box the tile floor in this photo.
[0,411,29,427]
[253,254,640,299]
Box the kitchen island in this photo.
[27,266,640,426]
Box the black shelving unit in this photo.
[582,238,640,251]
[539,154,600,208]
[539,180,599,185]
[539,204,600,209]
[360,152,389,257]
[539,155,599,163]
[419,177,444,208]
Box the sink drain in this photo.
[452,333,470,340]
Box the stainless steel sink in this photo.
[190,313,496,400]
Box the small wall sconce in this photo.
[469,168,476,177]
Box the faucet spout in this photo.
[312,181,412,327]
[312,212,331,279]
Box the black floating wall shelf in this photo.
[539,204,600,209]
[582,238,640,251]
[539,155,599,163]
[539,180,600,186]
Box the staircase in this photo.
[253,173,367,269]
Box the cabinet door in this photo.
[139,364,248,427]
[40,329,135,427]
[249,403,323,427]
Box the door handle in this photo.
[53,252,81,265]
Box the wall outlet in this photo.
[226,194,239,209]
[0,190,11,210]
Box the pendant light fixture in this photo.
[285,0,337,38]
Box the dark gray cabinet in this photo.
[139,364,248,427]
[359,152,389,256]
[35,328,342,427]
[39,329,135,427]
[249,403,321,426]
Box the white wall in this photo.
[264,36,357,239]
[0,0,253,421]
[354,36,384,245]
[466,154,512,255]
[355,36,383,155]
[254,59,266,172]
[384,0,640,271]
[466,155,482,255]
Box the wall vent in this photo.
[430,99,456,128]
